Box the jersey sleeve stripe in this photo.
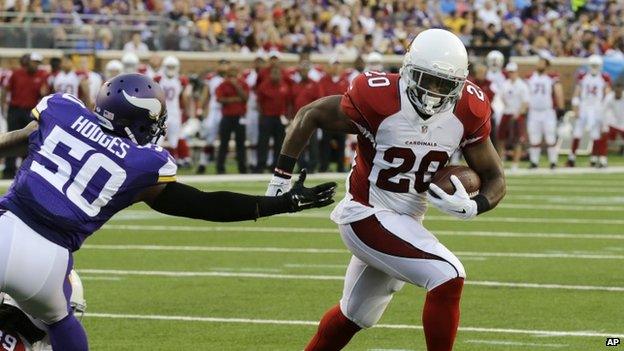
[157,175,177,183]
[31,108,40,120]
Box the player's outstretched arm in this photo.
[139,170,336,222]
[463,138,506,212]
[266,95,357,196]
[0,121,38,158]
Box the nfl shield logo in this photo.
[421,125,428,133]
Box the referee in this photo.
[1,53,48,179]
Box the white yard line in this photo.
[79,276,123,281]
[498,203,624,212]
[77,269,624,292]
[107,211,624,224]
[82,244,624,260]
[100,224,624,240]
[464,339,567,348]
[83,312,624,338]
[0,166,622,188]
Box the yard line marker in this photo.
[499,203,624,212]
[464,339,567,348]
[77,269,624,292]
[100,224,624,240]
[82,244,624,260]
[79,276,123,281]
[83,312,624,338]
[109,210,624,224]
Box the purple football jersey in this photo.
[0,93,177,251]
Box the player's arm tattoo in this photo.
[0,121,38,158]
[281,95,358,159]
[463,138,506,211]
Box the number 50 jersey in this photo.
[0,94,177,252]
[331,73,491,224]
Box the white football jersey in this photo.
[243,69,258,111]
[86,71,102,104]
[604,92,624,130]
[486,70,506,95]
[501,78,530,115]
[578,72,610,107]
[206,74,224,113]
[527,72,558,111]
[331,73,491,224]
[156,75,187,117]
[53,70,84,96]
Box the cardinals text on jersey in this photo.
[331,72,490,225]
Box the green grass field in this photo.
[19,167,624,350]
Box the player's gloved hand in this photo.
[427,175,477,220]
[266,174,292,196]
[283,169,336,212]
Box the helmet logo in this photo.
[122,90,162,120]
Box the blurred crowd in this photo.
[2,1,624,58]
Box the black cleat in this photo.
[196,165,206,174]
[550,163,557,170]
[529,162,538,169]
[566,159,575,167]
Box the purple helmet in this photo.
[94,73,167,145]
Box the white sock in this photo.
[247,147,257,167]
[199,152,208,166]
[599,156,608,165]
[529,147,540,165]
[590,155,598,163]
[547,146,558,164]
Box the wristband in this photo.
[274,154,297,179]
[472,194,491,214]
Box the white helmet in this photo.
[400,29,468,116]
[105,59,123,80]
[588,54,603,74]
[486,50,504,70]
[69,270,86,319]
[121,52,139,73]
[162,55,180,78]
[365,51,384,72]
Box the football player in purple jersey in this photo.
[0,73,336,351]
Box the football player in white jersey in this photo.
[197,59,229,174]
[603,83,624,158]
[526,56,565,169]
[243,52,266,172]
[104,60,123,80]
[77,56,102,108]
[486,50,506,128]
[498,62,530,170]
[0,271,85,351]
[266,29,506,351]
[155,56,193,165]
[567,55,611,167]
[53,55,91,108]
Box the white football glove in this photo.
[266,174,292,196]
[427,175,478,220]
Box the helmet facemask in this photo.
[402,64,465,116]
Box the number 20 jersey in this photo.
[0,94,177,252]
[330,73,491,224]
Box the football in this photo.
[431,165,481,196]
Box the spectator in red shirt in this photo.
[318,57,349,172]
[256,65,289,173]
[215,65,249,174]
[1,53,48,178]
[289,60,322,172]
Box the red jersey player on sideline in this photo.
[265,29,506,351]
